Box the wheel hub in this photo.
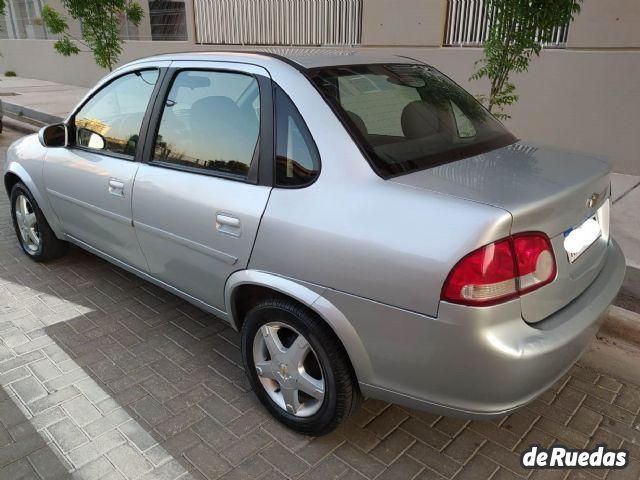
[252,322,325,417]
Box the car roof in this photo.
[128,48,423,71]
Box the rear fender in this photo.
[224,270,374,384]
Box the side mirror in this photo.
[38,123,68,148]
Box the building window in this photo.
[193,0,362,46]
[444,0,569,47]
[149,0,187,41]
[3,0,50,39]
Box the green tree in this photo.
[42,0,144,71]
[471,0,582,119]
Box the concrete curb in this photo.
[3,116,40,135]
[3,101,63,126]
[601,305,640,346]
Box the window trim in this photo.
[142,66,273,185]
[273,84,321,189]
[66,67,166,162]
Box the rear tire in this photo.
[240,297,360,435]
[10,182,68,262]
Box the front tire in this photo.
[240,297,360,435]
[10,182,68,262]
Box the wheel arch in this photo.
[225,270,374,384]
[4,163,64,238]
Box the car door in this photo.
[44,64,169,271]
[131,62,273,311]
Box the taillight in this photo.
[442,233,556,306]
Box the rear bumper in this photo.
[324,240,626,417]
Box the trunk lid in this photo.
[391,143,611,323]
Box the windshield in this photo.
[308,63,517,178]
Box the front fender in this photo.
[224,270,374,384]
[4,136,64,238]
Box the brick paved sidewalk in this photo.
[1,129,640,480]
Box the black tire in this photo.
[10,182,68,262]
[240,297,360,435]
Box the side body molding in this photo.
[224,270,374,384]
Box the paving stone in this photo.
[221,428,272,466]
[454,454,498,480]
[118,419,158,452]
[408,441,460,478]
[199,393,241,425]
[140,459,190,480]
[443,428,485,464]
[0,431,47,468]
[0,397,31,429]
[376,454,423,480]
[30,386,81,414]
[334,443,385,479]
[84,408,131,438]
[193,417,238,452]
[154,405,205,439]
[184,443,232,479]
[67,429,127,468]
[27,443,73,479]
[62,394,102,427]
[370,428,415,465]
[296,431,345,465]
[12,375,48,404]
[28,358,62,383]
[366,405,410,439]
[107,444,154,479]
[259,441,310,479]
[48,417,89,452]
[401,417,451,450]
[298,455,348,480]
[70,455,119,479]
[0,457,38,479]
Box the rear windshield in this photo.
[308,63,517,178]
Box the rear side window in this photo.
[309,64,517,178]
[152,70,260,178]
[275,87,320,187]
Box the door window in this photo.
[152,70,260,178]
[275,87,320,187]
[73,70,159,157]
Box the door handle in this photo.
[108,178,125,197]
[216,213,241,237]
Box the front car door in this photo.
[131,61,273,312]
[44,63,170,271]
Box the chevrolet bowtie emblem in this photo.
[586,193,600,209]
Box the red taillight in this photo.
[442,233,556,306]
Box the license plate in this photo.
[563,215,602,263]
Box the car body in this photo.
[3,50,626,433]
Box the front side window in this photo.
[73,70,159,157]
[275,87,320,187]
[309,64,517,177]
[152,70,260,178]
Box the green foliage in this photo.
[41,0,144,71]
[471,0,582,119]
[4,70,17,77]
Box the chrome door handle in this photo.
[108,178,125,197]
[216,213,241,237]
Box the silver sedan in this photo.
[3,51,626,435]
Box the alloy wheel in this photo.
[252,322,325,417]
[14,194,40,254]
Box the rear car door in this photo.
[44,64,169,271]
[132,61,273,311]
